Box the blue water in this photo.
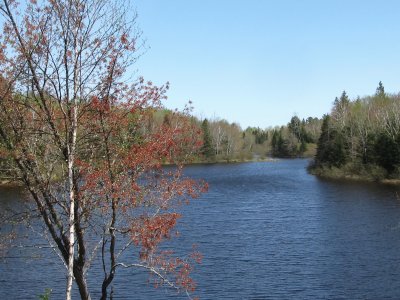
[1,159,400,299]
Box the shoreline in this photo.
[185,157,278,165]
[0,158,280,187]
[308,167,400,186]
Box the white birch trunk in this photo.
[66,21,80,299]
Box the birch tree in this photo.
[0,0,206,299]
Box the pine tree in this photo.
[315,115,347,167]
[271,130,278,152]
[201,119,215,160]
[340,90,350,105]
[288,116,301,140]
[375,81,386,98]
[375,132,400,172]
[300,139,307,154]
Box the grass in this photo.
[308,161,398,184]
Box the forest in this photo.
[310,82,400,181]
[139,110,322,164]
[0,106,322,180]
[130,80,400,183]
[198,115,321,162]
[2,82,399,183]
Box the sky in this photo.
[133,0,400,128]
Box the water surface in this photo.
[1,159,400,299]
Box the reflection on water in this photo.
[1,159,400,299]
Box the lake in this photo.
[1,159,400,299]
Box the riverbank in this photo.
[0,157,280,187]
[190,156,278,164]
[308,163,400,185]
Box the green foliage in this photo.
[374,132,400,173]
[299,139,307,153]
[268,115,321,158]
[201,119,215,161]
[272,129,290,157]
[249,127,268,144]
[315,115,347,167]
[288,116,301,140]
[271,129,289,157]
[375,81,386,98]
[312,82,400,180]
[38,288,52,300]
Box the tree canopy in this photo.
[311,82,400,180]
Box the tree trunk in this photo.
[74,264,91,300]
[66,153,75,300]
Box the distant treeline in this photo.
[131,109,322,163]
[196,115,321,162]
[310,82,400,180]
[6,83,398,178]
[0,101,321,178]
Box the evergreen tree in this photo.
[339,90,350,105]
[374,132,400,172]
[277,132,290,157]
[271,130,278,156]
[375,81,386,98]
[312,83,400,179]
[288,116,301,140]
[201,119,215,160]
[315,115,330,165]
[271,128,293,157]
[300,139,307,153]
[315,115,347,167]
[255,129,268,144]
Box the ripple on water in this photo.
[1,159,400,299]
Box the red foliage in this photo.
[0,0,208,297]
[75,81,208,294]
[131,213,180,259]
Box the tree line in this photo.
[310,82,400,180]
[196,115,321,162]
[142,112,322,163]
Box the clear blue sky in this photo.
[134,0,400,128]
